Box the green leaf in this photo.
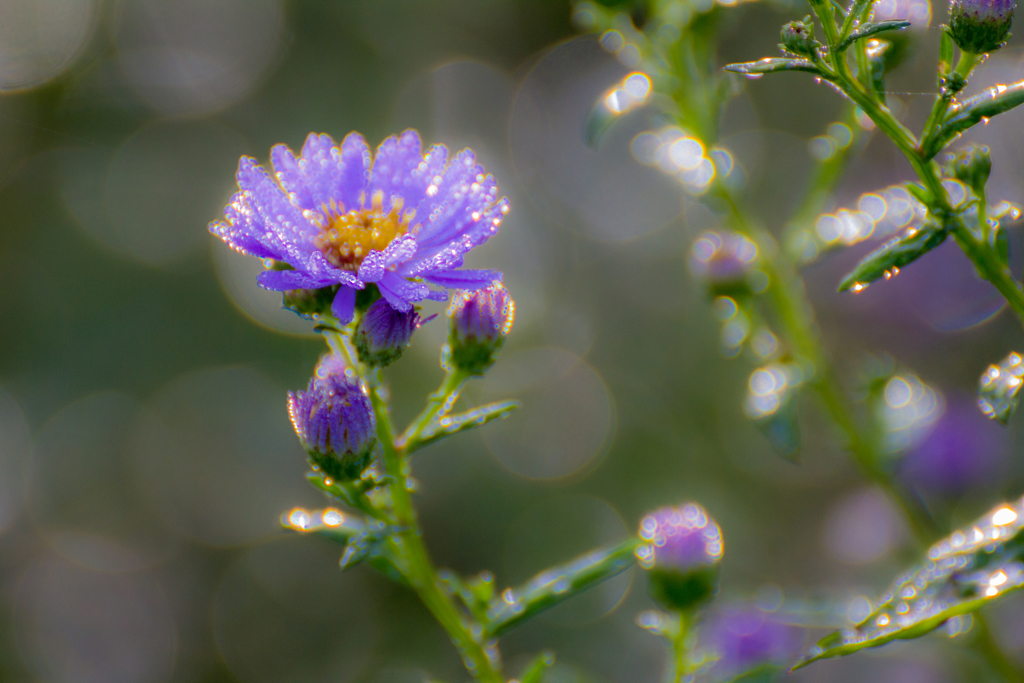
[925,79,1024,159]
[978,351,1024,423]
[407,400,519,453]
[521,651,556,683]
[794,496,1024,669]
[837,226,947,292]
[836,21,911,51]
[281,506,368,543]
[484,537,640,637]
[723,58,821,77]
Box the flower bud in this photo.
[282,285,337,318]
[690,231,761,296]
[636,503,723,612]
[353,299,422,368]
[950,0,1014,54]
[945,144,992,197]
[446,283,515,375]
[780,17,820,57]
[287,354,376,481]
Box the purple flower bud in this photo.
[446,283,515,375]
[899,395,1009,497]
[636,503,723,611]
[353,299,422,368]
[950,0,1014,53]
[287,354,376,481]
[700,607,803,679]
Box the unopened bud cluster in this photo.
[780,17,820,57]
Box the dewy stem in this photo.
[829,56,1024,332]
[921,51,981,151]
[400,366,471,449]
[715,188,942,543]
[368,384,504,683]
[672,610,690,683]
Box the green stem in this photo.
[921,51,980,151]
[715,189,942,543]
[400,367,471,450]
[672,610,690,683]
[369,385,504,683]
[974,611,1024,682]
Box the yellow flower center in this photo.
[313,191,414,271]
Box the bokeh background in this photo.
[2,0,1024,681]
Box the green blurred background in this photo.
[2,0,1024,681]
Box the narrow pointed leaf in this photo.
[484,537,640,637]
[409,400,520,453]
[281,506,368,542]
[794,496,1024,669]
[723,58,821,76]
[837,226,947,291]
[925,79,1024,159]
[836,21,911,51]
[521,651,556,683]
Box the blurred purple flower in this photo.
[700,607,803,680]
[636,503,723,611]
[899,395,1009,497]
[210,130,508,323]
[639,504,723,570]
[288,353,376,480]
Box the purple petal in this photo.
[357,234,418,283]
[272,133,370,215]
[331,286,357,324]
[423,269,502,290]
[236,157,318,263]
[257,269,333,291]
[209,217,277,260]
[368,130,429,211]
[377,272,428,311]
[209,191,283,260]
[303,250,363,288]
[357,251,386,283]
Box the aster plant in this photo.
[573,0,1024,678]
[208,0,1024,675]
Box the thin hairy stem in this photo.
[369,385,504,683]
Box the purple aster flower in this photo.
[950,0,1014,53]
[636,503,723,611]
[899,394,1009,497]
[700,607,802,680]
[209,130,508,324]
[287,353,376,481]
[446,283,515,375]
[353,298,423,368]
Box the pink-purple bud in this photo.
[636,503,723,611]
[353,299,422,368]
[950,0,1015,53]
[287,354,376,481]
[446,283,515,375]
